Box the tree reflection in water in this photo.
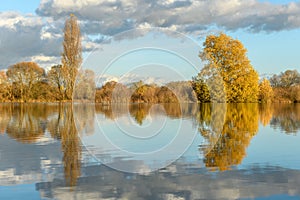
[0,104,83,187]
[259,103,274,126]
[5,104,52,143]
[198,103,259,171]
[53,105,81,187]
[270,103,300,134]
[129,104,151,125]
[1,102,300,188]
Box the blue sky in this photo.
[0,0,40,13]
[0,0,299,83]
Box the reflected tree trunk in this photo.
[60,105,81,187]
[47,104,81,187]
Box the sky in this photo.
[0,0,300,83]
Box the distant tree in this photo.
[131,81,147,103]
[291,85,300,102]
[269,74,281,88]
[73,69,95,101]
[61,14,82,100]
[270,69,300,102]
[0,71,12,101]
[200,33,259,102]
[270,70,300,88]
[6,62,45,102]
[156,86,178,103]
[47,65,65,100]
[95,81,118,104]
[258,78,274,103]
[166,81,197,102]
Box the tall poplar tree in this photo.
[61,14,82,100]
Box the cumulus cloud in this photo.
[0,12,63,69]
[36,0,300,35]
[1,0,300,70]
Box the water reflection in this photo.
[0,104,83,186]
[270,103,300,134]
[198,103,259,171]
[56,105,81,187]
[0,103,300,194]
[5,104,50,143]
[129,104,151,125]
[259,103,274,127]
[35,164,300,200]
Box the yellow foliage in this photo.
[259,78,274,103]
[201,33,259,102]
[202,103,259,171]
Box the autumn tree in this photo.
[270,69,300,88]
[61,14,82,100]
[6,62,45,102]
[131,81,147,103]
[0,71,12,101]
[258,78,274,103]
[47,65,65,100]
[156,86,178,103]
[95,81,118,104]
[291,85,300,102]
[200,33,259,102]
[270,70,300,102]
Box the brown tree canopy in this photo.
[6,61,45,102]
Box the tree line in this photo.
[0,14,82,102]
[0,15,299,103]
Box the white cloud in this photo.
[96,73,167,87]
[0,12,63,69]
[0,12,43,30]
[31,55,58,62]
[1,0,300,70]
[36,0,300,34]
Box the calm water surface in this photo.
[0,103,300,200]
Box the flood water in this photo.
[0,103,300,200]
